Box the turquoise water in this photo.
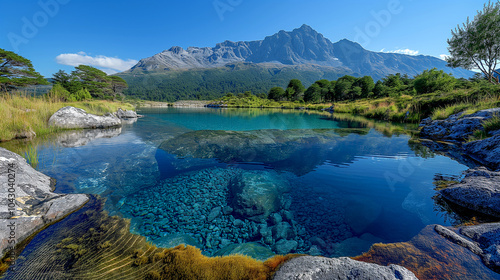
[3,107,471,259]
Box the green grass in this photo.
[0,91,135,142]
[24,144,39,169]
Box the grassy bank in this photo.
[0,92,135,142]
[212,86,500,124]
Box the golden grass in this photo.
[0,91,134,142]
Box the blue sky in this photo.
[0,0,487,77]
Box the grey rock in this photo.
[0,147,89,258]
[272,222,295,240]
[233,219,245,227]
[419,108,500,141]
[48,106,122,129]
[464,134,500,170]
[273,256,418,280]
[222,206,233,215]
[439,168,500,217]
[270,212,283,225]
[228,170,290,222]
[115,108,138,119]
[273,239,298,255]
[207,206,222,222]
[434,225,482,255]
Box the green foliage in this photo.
[51,65,128,100]
[72,65,113,98]
[268,87,285,101]
[303,83,322,103]
[0,48,49,90]
[286,79,305,101]
[447,1,500,84]
[73,88,92,101]
[413,68,456,94]
[47,84,73,102]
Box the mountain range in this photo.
[119,24,473,101]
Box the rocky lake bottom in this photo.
[1,107,485,275]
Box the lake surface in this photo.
[1,108,471,259]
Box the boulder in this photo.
[207,206,222,222]
[48,106,122,129]
[273,256,418,280]
[228,171,289,222]
[464,135,500,170]
[272,222,295,240]
[0,147,89,258]
[213,242,275,261]
[419,108,500,141]
[273,239,298,255]
[439,168,500,217]
[115,108,138,119]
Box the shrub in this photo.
[413,68,456,94]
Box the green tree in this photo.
[413,68,456,94]
[268,87,285,101]
[354,76,375,97]
[74,88,92,101]
[72,65,112,98]
[335,76,356,100]
[46,83,72,101]
[447,1,500,84]
[0,48,48,91]
[286,79,305,101]
[304,83,322,103]
[110,76,128,96]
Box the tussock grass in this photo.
[0,91,134,142]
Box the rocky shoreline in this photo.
[0,147,89,261]
[416,108,500,273]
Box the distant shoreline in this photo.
[139,100,209,108]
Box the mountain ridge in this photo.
[126,24,472,79]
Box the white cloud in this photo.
[56,52,138,74]
[385,49,420,56]
[439,54,450,61]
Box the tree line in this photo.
[0,48,127,101]
[266,68,466,103]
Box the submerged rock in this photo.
[273,239,298,255]
[48,106,122,129]
[0,147,89,258]
[273,256,418,280]
[419,108,500,141]
[213,242,275,261]
[228,170,290,222]
[439,168,500,217]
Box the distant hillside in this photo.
[119,24,474,101]
[120,63,351,101]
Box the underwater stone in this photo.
[233,219,245,228]
[273,239,298,255]
[229,170,290,222]
[208,206,222,222]
[272,222,295,240]
[270,213,283,225]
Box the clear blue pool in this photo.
[4,107,470,259]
